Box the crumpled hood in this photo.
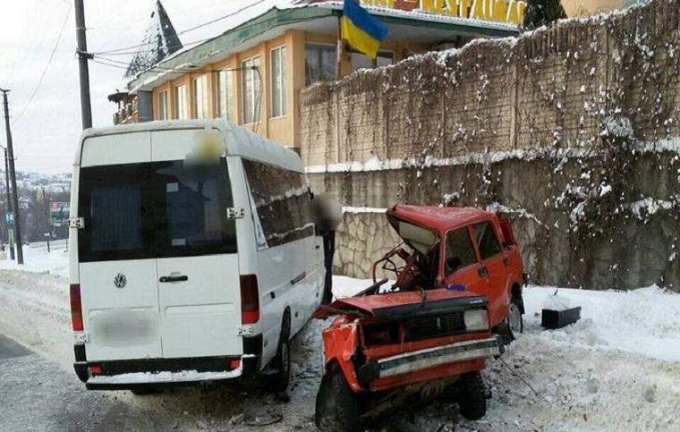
[315,288,487,319]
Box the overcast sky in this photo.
[0,0,264,174]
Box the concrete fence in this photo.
[300,0,680,291]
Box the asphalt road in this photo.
[0,333,162,432]
[0,332,315,432]
[0,334,30,360]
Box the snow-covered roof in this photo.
[125,0,183,79]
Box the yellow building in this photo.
[118,0,529,151]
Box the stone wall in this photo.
[319,154,679,290]
[301,0,680,291]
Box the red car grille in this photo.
[405,312,466,341]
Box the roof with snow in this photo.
[127,0,520,92]
[125,0,183,79]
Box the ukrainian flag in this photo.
[341,0,388,59]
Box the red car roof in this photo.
[387,205,494,236]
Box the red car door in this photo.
[471,220,509,328]
[440,226,487,298]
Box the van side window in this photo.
[445,228,477,275]
[242,160,314,248]
[474,222,502,260]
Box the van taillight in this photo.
[240,275,260,324]
[70,284,84,331]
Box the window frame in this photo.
[441,225,479,277]
[173,84,188,120]
[192,75,208,119]
[158,91,169,120]
[270,45,288,119]
[241,56,261,125]
[350,49,395,72]
[472,220,504,262]
[216,68,234,122]
[304,42,337,87]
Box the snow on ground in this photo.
[0,239,69,279]
[1,252,679,431]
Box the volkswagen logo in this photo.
[114,273,127,289]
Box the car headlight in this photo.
[464,309,489,332]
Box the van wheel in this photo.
[315,368,361,432]
[458,372,487,420]
[269,314,291,393]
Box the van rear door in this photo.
[151,130,242,358]
[152,159,241,358]
[78,137,163,361]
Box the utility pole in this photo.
[1,89,24,264]
[74,0,93,129]
[2,147,14,261]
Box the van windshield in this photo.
[78,159,236,262]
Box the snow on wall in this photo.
[301,0,680,291]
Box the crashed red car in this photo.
[315,205,526,431]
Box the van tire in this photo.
[458,372,487,420]
[315,367,361,432]
[269,312,291,393]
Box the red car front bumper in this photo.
[358,336,501,391]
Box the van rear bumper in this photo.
[86,365,245,390]
[75,335,263,390]
[82,355,257,390]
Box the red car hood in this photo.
[315,288,487,319]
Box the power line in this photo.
[91,0,265,56]
[92,36,215,58]
[93,56,199,75]
[14,6,72,125]
[88,13,310,80]
[93,56,258,76]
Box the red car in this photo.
[315,205,526,431]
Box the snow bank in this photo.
[0,242,69,279]
[525,286,680,363]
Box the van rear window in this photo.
[78,159,236,262]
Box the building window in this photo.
[173,84,188,120]
[351,50,394,72]
[305,43,336,86]
[193,75,208,119]
[241,57,261,124]
[216,69,234,122]
[158,91,168,120]
[270,46,288,118]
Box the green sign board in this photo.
[50,202,70,227]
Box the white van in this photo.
[69,120,325,392]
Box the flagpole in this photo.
[336,16,344,80]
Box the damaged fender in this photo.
[321,317,363,392]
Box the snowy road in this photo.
[1,248,680,431]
